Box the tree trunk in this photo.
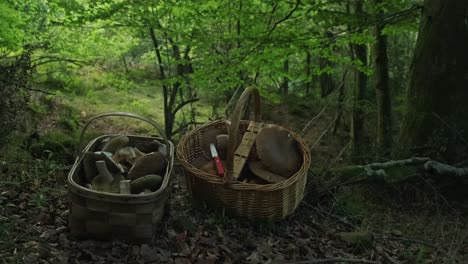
[374,0,392,156]
[305,51,312,94]
[281,58,289,97]
[319,56,334,97]
[350,0,368,161]
[398,0,468,162]
[149,27,171,138]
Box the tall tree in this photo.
[373,0,392,156]
[398,0,468,162]
[350,0,368,160]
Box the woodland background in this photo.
[1,0,467,263]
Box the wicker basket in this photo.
[177,88,311,221]
[68,112,174,243]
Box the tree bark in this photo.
[398,0,468,162]
[305,51,312,94]
[281,58,289,97]
[149,27,170,138]
[350,0,368,161]
[319,56,334,97]
[374,0,392,156]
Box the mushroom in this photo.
[82,152,98,182]
[255,125,302,177]
[130,174,163,194]
[135,139,164,153]
[216,134,229,160]
[101,135,129,154]
[113,147,145,165]
[95,151,125,174]
[128,152,167,180]
[248,161,288,184]
[201,127,223,157]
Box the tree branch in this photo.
[172,121,204,136]
[247,0,301,55]
[32,56,87,67]
[172,97,199,116]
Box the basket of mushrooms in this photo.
[177,87,311,221]
[67,112,174,243]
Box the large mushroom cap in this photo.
[101,135,129,154]
[248,161,288,184]
[255,125,302,177]
[135,139,163,153]
[128,152,167,180]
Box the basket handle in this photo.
[77,112,170,161]
[225,87,262,181]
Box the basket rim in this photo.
[176,119,311,192]
[68,134,175,203]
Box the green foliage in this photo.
[0,50,34,149]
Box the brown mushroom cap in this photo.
[135,139,164,153]
[101,135,129,154]
[248,161,288,183]
[255,125,302,177]
[128,152,167,180]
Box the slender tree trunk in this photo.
[398,0,468,162]
[149,27,171,138]
[305,51,312,94]
[121,55,129,73]
[281,58,289,97]
[319,56,334,97]
[374,0,392,156]
[350,0,368,161]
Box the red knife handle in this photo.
[213,156,225,176]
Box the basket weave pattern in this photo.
[68,113,174,242]
[177,88,311,221]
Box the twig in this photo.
[375,246,400,264]
[172,97,199,115]
[302,201,357,229]
[378,235,437,249]
[432,112,468,147]
[300,90,338,137]
[309,115,339,151]
[244,0,301,57]
[287,257,378,264]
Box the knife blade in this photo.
[210,143,225,176]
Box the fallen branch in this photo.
[331,157,468,185]
[287,257,378,264]
[23,87,56,95]
[378,235,437,249]
[423,160,468,178]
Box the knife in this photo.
[210,143,225,176]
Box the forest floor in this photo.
[1,94,467,263]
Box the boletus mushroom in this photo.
[130,174,163,193]
[128,152,167,180]
[255,125,302,177]
[101,135,129,154]
[248,161,288,184]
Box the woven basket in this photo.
[177,87,311,221]
[68,112,174,243]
